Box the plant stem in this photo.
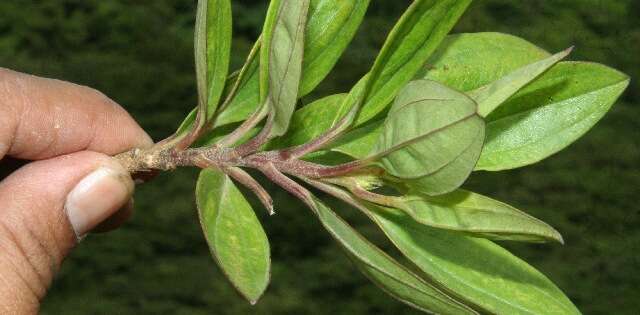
[258,163,313,204]
[224,166,275,215]
[217,101,269,148]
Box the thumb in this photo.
[0,151,133,314]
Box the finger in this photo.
[0,151,134,313]
[0,68,153,161]
[92,199,134,234]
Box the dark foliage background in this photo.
[1,1,638,314]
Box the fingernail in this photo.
[65,166,134,238]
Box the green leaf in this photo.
[215,57,261,127]
[354,0,473,126]
[289,32,552,158]
[277,0,472,148]
[195,169,271,304]
[329,120,383,159]
[300,0,370,96]
[421,32,551,91]
[194,0,232,124]
[402,124,484,196]
[471,48,572,117]
[386,189,563,243]
[477,62,630,171]
[259,0,282,103]
[262,0,310,137]
[368,206,581,314]
[271,93,348,148]
[370,80,484,194]
[307,197,477,314]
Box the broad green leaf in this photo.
[194,0,232,124]
[370,80,484,194]
[263,0,310,137]
[477,62,630,171]
[403,123,484,196]
[386,190,563,243]
[354,0,473,126]
[471,48,572,117]
[368,206,581,315]
[307,197,477,314]
[421,32,551,91]
[195,169,271,304]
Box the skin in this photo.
[0,68,153,314]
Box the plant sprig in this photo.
[114,0,629,313]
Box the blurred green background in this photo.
[1,1,638,314]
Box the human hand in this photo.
[0,68,152,314]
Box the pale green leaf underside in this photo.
[195,169,271,304]
[308,197,477,314]
[477,61,630,171]
[389,189,563,243]
[402,123,484,196]
[265,0,310,137]
[368,206,581,315]
[471,47,572,117]
[370,80,484,195]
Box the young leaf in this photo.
[353,0,473,126]
[307,197,477,314]
[367,206,581,315]
[195,169,271,304]
[470,47,573,117]
[369,80,484,194]
[477,62,630,171]
[194,0,232,124]
[421,32,551,91]
[384,190,563,243]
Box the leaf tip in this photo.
[563,46,575,56]
[556,233,565,245]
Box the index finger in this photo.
[0,68,153,161]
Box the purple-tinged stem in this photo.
[283,105,358,159]
[258,163,314,207]
[218,101,269,148]
[300,177,370,213]
[235,113,275,157]
[321,177,399,208]
[224,166,275,215]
